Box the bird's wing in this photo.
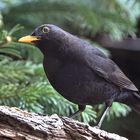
[83,49,138,91]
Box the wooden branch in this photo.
[0,106,128,140]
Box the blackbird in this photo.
[19,24,140,128]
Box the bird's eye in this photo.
[42,27,50,34]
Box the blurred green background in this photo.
[0,0,140,139]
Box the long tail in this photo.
[131,92,140,114]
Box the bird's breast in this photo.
[53,62,116,105]
[43,55,63,84]
[43,55,122,106]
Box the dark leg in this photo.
[69,105,86,119]
[96,101,112,128]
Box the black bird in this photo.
[19,24,140,128]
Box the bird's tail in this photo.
[132,104,140,114]
[131,92,140,114]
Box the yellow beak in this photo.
[18,35,40,43]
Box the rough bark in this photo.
[0,106,128,140]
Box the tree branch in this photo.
[0,106,128,140]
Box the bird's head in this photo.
[18,24,69,52]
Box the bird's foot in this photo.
[94,125,100,129]
[37,112,46,116]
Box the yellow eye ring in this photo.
[42,27,50,33]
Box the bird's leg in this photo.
[69,105,86,119]
[96,101,113,128]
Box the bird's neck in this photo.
[36,40,58,55]
[36,34,84,60]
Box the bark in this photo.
[0,106,128,140]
